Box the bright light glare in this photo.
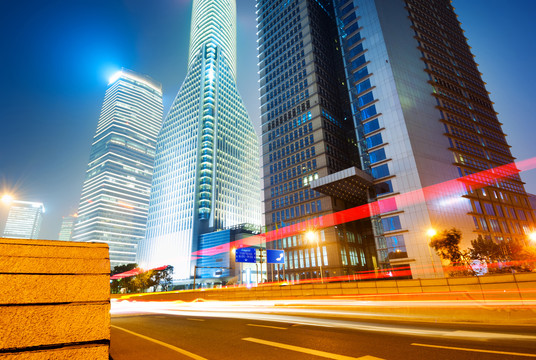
[305,230,316,243]
[426,228,437,237]
[108,70,123,85]
[1,194,13,205]
[529,233,536,243]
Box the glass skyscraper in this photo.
[332,0,535,278]
[257,0,377,282]
[259,0,535,279]
[72,69,163,268]
[2,200,45,239]
[58,214,77,241]
[137,0,261,280]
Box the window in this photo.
[374,180,393,195]
[381,216,402,232]
[363,118,380,134]
[483,203,495,216]
[356,79,371,94]
[371,164,389,179]
[474,201,483,214]
[489,219,501,232]
[366,133,383,148]
[358,91,374,107]
[369,147,386,163]
[385,235,407,259]
[361,105,377,120]
[517,209,527,221]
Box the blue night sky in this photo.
[0,0,535,239]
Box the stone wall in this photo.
[0,238,110,359]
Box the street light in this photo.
[529,232,536,244]
[426,228,437,238]
[426,228,438,277]
[306,230,323,283]
[1,194,14,205]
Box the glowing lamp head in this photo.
[1,194,14,205]
[305,231,316,243]
[529,232,536,243]
[426,228,437,238]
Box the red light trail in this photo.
[192,157,536,257]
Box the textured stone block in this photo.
[0,274,109,305]
[0,303,110,350]
[0,239,109,263]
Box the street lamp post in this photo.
[306,230,323,283]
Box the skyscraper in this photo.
[259,0,535,279]
[331,0,535,277]
[2,198,45,239]
[257,0,377,282]
[58,214,77,241]
[72,69,163,268]
[138,0,261,280]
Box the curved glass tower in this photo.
[138,0,261,280]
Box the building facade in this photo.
[259,0,535,280]
[58,214,77,241]
[257,0,378,282]
[138,0,261,280]
[2,200,45,239]
[332,0,535,278]
[72,69,163,268]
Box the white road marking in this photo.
[412,343,536,357]
[247,323,287,330]
[111,325,208,360]
[242,337,384,360]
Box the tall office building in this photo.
[330,0,535,278]
[2,199,45,239]
[259,0,535,279]
[58,214,77,241]
[72,69,163,268]
[137,0,261,280]
[257,0,378,282]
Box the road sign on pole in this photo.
[266,249,285,264]
[235,247,256,263]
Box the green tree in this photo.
[110,263,139,294]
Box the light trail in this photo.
[110,299,536,341]
[192,157,536,257]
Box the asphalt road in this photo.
[110,313,536,360]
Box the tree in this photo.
[110,263,138,294]
[155,266,174,291]
[469,235,503,263]
[429,228,473,276]
[111,263,138,275]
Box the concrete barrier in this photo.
[114,272,536,303]
[0,238,110,359]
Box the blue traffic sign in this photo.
[235,247,256,263]
[267,249,285,264]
